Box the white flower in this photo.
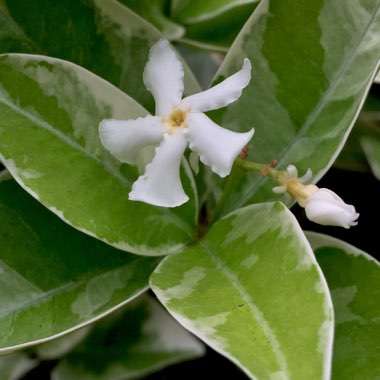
[305,188,359,229]
[99,39,254,207]
[272,165,359,228]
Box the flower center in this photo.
[165,108,188,131]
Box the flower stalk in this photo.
[234,158,359,229]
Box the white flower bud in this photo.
[304,188,359,228]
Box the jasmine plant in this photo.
[0,1,379,379]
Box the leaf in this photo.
[52,295,205,380]
[117,0,185,40]
[307,232,380,380]
[151,202,333,380]
[170,0,259,52]
[208,0,380,218]
[0,178,160,353]
[361,135,380,180]
[171,0,259,24]
[179,3,258,53]
[0,54,197,255]
[119,0,258,52]
[0,0,200,111]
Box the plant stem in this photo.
[234,158,280,180]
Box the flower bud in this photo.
[304,189,359,228]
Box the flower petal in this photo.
[305,189,359,228]
[299,168,313,183]
[180,59,251,113]
[129,131,189,207]
[99,116,163,165]
[186,113,254,177]
[143,39,184,116]
[286,164,298,179]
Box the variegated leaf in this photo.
[52,295,205,380]
[0,55,197,255]
[307,232,380,380]
[0,177,159,353]
[151,203,333,380]
[208,0,380,218]
[0,0,200,111]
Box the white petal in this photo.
[305,189,359,228]
[286,164,298,178]
[143,39,184,116]
[299,168,313,183]
[99,116,163,165]
[129,131,189,207]
[186,113,254,177]
[180,59,251,113]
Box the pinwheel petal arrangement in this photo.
[0,1,379,379]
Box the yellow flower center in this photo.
[165,108,188,132]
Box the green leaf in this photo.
[117,0,185,40]
[52,295,205,380]
[179,3,258,53]
[171,0,259,24]
[0,54,197,255]
[0,178,159,353]
[0,0,200,111]
[361,135,380,180]
[151,203,333,380]
[209,0,380,218]
[307,232,380,380]
[170,0,259,52]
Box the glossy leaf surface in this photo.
[151,203,333,380]
[0,178,159,353]
[118,0,185,40]
[308,232,380,380]
[209,0,380,217]
[0,0,200,111]
[0,55,197,255]
[52,295,205,380]
[171,0,258,24]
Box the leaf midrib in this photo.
[0,97,195,239]
[0,97,131,186]
[0,256,146,320]
[200,240,289,378]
